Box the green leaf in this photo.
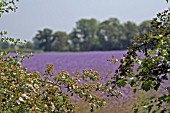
[146,105,153,113]
[118,79,126,87]
[133,88,137,93]
[141,81,151,91]
[148,50,156,55]
[16,38,20,42]
[122,61,127,66]
[133,108,138,113]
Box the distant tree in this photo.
[32,28,54,51]
[9,43,15,49]
[0,41,9,49]
[70,18,99,51]
[138,20,151,37]
[32,37,41,50]
[31,19,154,51]
[25,41,33,49]
[51,31,70,51]
[121,21,139,48]
[97,18,123,50]
[69,28,81,51]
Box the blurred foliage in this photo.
[97,18,124,50]
[31,18,151,52]
[32,28,54,51]
[0,0,18,17]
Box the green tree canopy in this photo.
[97,18,123,50]
[0,41,9,49]
[121,21,139,48]
[70,18,99,51]
[139,20,151,37]
[33,28,54,51]
[51,31,70,51]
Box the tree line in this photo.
[0,18,151,52]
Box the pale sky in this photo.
[0,0,169,41]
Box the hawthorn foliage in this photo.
[0,29,106,112]
[0,1,106,112]
[0,50,105,112]
[108,8,170,113]
[0,34,106,112]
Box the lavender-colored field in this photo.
[21,51,169,112]
[22,51,126,76]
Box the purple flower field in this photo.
[22,51,125,76]
[21,51,170,112]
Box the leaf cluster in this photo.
[0,38,107,112]
[0,30,108,113]
[0,1,108,112]
[108,9,170,112]
[0,0,19,17]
